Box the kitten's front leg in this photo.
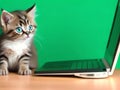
[18,61,32,75]
[0,59,9,75]
[18,55,32,75]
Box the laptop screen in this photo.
[104,2,120,69]
[104,35,120,70]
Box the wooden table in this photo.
[0,70,120,90]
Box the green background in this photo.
[0,0,120,68]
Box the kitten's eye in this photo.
[16,27,23,34]
[28,25,33,31]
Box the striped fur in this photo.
[0,5,37,75]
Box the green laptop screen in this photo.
[104,1,120,68]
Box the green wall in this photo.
[0,0,120,68]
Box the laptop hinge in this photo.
[102,59,110,72]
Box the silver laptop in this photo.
[34,34,120,78]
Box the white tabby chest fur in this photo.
[1,38,32,68]
[3,40,30,54]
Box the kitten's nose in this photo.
[24,32,30,37]
[24,31,29,34]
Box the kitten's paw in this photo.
[0,68,9,76]
[18,68,32,75]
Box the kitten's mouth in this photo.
[24,33,30,39]
[25,35,30,39]
[23,32,30,38]
[22,34,30,40]
[26,35,30,38]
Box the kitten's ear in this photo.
[1,10,14,26]
[26,4,36,17]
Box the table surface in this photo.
[0,70,120,90]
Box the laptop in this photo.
[34,35,120,78]
[33,2,120,78]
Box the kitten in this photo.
[0,5,37,75]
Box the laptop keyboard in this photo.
[37,59,106,72]
[71,60,104,69]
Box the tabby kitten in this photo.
[0,5,37,75]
